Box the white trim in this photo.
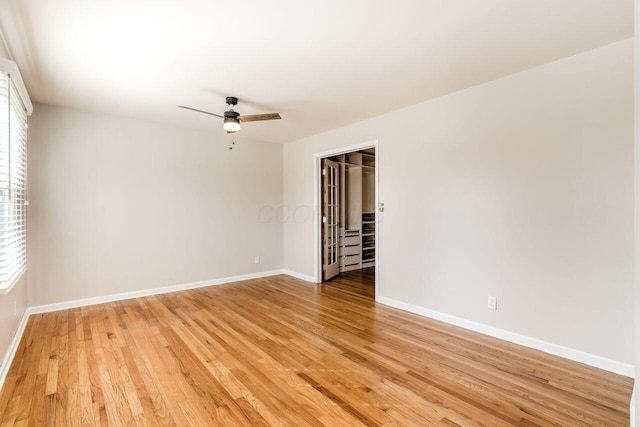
[374,143,380,301]
[28,270,285,314]
[377,295,635,378]
[312,140,380,161]
[0,57,33,115]
[283,269,317,283]
[313,139,380,284]
[0,268,26,296]
[0,307,30,391]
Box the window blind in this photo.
[0,71,27,292]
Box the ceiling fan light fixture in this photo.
[223,117,241,132]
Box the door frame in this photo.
[313,139,379,300]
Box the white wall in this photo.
[0,42,28,377]
[284,39,634,365]
[27,104,283,306]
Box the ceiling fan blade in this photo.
[178,105,224,118]
[227,130,237,134]
[238,113,281,122]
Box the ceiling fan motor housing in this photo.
[224,97,240,123]
[224,110,240,119]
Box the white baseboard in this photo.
[0,308,30,391]
[3,273,633,398]
[283,269,317,283]
[28,270,285,314]
[377,296,635,378]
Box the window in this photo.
[0,61,31,294]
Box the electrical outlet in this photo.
[254,256,260,264]
[487,296,497,310]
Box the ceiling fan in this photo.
[179,97,281,133]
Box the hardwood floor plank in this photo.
[0,388,20,427]
[0,269,632,426]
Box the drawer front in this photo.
[343,244,361,256]
[341,253,361,267]
[340,236,360,246]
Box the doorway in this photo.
[315,142,378,299]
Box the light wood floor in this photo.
[0,269,633,426]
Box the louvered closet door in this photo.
[322,158,340,281]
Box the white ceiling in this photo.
[0,0,633,144]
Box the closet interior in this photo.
[321,148,376,281]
